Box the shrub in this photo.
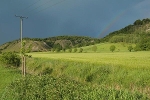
[41,67,53,75]
[69,48,72,53]
[110,45,116,52]
[0,52,21,67]
[73,48,77,52]
[128,45,133,52]
[62,48,66,52]
[79,48,83,53]
[92,45,97,52]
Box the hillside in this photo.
[0,36,100,52]
[102,18,150,43]
[101,18,150,51]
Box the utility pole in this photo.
[15,15,28,77]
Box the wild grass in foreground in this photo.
[0,66,21,98]
[25,51,150,97]
[2,75,149,100]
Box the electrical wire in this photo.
[23,0,67,16]
[23,0,55,15]
[19,0,41,14]
[35,0,66,14]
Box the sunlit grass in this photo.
[0,66,21,97]
[29,51,150,68]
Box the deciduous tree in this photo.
[110,45,116,52]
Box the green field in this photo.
[1,42,150,99]
[25,51,150,97]
[30,51,150,68]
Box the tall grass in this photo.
[26,51,150,97]
[3,75,149,100]
[0,65,21,98]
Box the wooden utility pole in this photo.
[15,15,28,77]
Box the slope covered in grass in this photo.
[82,42,135,53]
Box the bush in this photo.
[128,45,133,52]
[92,45,97,52]
[79,48,83,53]
[69,48,72,53]
[110,45,116,52]
[41,67,53,75]
[73,48,77,52]
[0,52,21,67]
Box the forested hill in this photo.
[102,18,150,43]
[100,18,150,51]
[0,36,100,52]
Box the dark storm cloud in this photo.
[0,0,150,45]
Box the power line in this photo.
[19,0,41,14]
[23,0,55,15]
[23,0,67,16]
[35,0,66,14]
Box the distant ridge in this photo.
[0,36,100,52]
[1,18,150,52]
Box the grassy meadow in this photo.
[25,51,150,97]
[1,42,150,99]
[30,51,150,68]
[0,65,21,98]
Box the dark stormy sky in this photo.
[0,0,150,45]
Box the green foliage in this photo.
[134,18,150,25]
[51,48,55,52]
[134,19,143,25]
[62,48,66,52]
[41,67,53,75]
[55,48,61,52]
[68,48,72,53]
[110,45,116,52]
[79,48,83,53]
[137,37,150,51]
[26,44,32,53]
[85,74,93,82]
[0,52,21,67]
[21,41,26,55]
[92,45,97,52]
[102,18,150,45]
[128,45,133,52]
[73,48,77,52]
[0,66,21,97]
[3,75,148,100]
[53,43,62,51]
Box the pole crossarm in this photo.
[15,15,28,19]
